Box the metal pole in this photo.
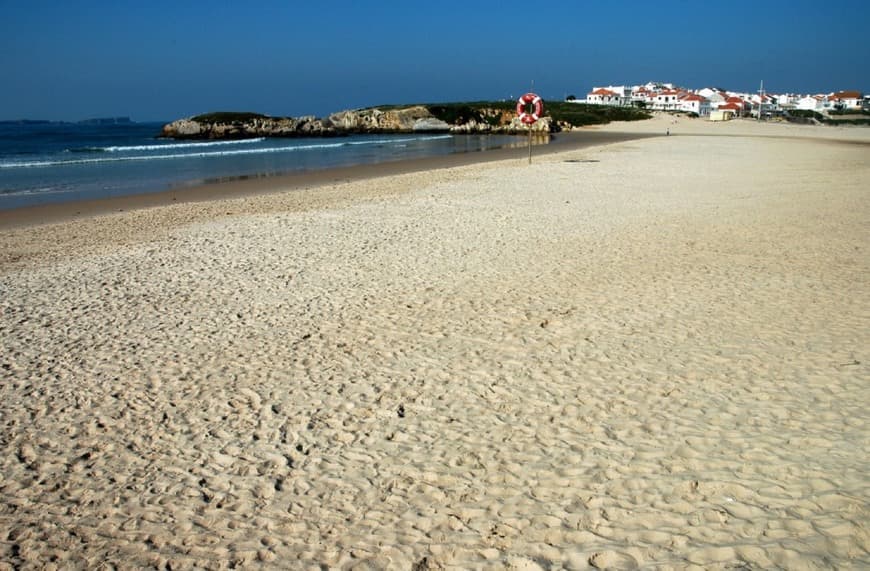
[529,80,534,165]
[757,80,764,121]
[528,123,532,164]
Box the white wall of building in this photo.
[679,98,712,116]
[796,96,825,111]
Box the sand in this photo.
[0,117,868,570]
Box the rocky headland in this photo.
[161,106,550,140]
[160,102,650,140]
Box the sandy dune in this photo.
[1,119,868,569]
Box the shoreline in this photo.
[0,130,656,230]
[1,116,867,567]
[3,115,868,232]
[3,117,868,270]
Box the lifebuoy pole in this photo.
[528,119,532,164]
[517,92,543,164]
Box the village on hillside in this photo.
[570,82,869,122]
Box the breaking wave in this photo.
[0,134,452,169]
[70,138,267,153]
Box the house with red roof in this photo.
[573,80,864,117]
[749,92,778,118]
[631,86,656,107]
[586,86,631,106]
[678,93,712,116]
[717,96,749,116]
[828,91,864,111]
[651,89,684,111]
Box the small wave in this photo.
[68,147,107,153]
[1,134,455,169]
[346,134,452,146]
[101,138,267,152]
[1,141,345,168]
[0,185,70,197]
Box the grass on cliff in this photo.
[424,101,515,126]
[375,100,650,127]
[545,101,651,126]
[190,112,272,123]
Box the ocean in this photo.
[0,122,524,210]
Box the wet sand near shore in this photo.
[0,130,655,231]
[0,117,868,569]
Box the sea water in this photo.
[0,122,523,210]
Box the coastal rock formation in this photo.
[449,115,552,133]
[164,119,202,138]
[161,105,553,140]
[160,115,337,140]
[160,102,652,140]
[327,106,444,132]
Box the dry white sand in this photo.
[0,118,868,570]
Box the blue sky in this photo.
[1,0,867,122]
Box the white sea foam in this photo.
[0,134,455,169]
[345,135,451,146]
[0,185,70,197]
[100,138,267,152]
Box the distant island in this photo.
[77,116,134,126]
[0,116,134,126]
[0,119,56,125]
[161,101,651,140]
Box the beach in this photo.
[1,116,868,569]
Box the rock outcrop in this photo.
[327,106,446,132]
[160,116,337,140]
[161,105,555,140]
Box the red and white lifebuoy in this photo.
[516,93,544,124]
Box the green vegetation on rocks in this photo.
[424,101,514,126]
[375,100,651,129]
[411,100,650,128]
[544,101,651,127]
[190,112,272,124]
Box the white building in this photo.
[572,80,864,116]
[749,93,777,117]
[717,97,748,117]
[710,109,736,121]
[796,95,827,111]
[651,90,682,111]
[586,86,631,106]
[679,93,712,116]
[642,82,674,92]
[697,88,727,105]
[775,93,800,108]
[829,91,864,111]
[631,86,656,106]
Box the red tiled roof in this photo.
[830,90,862,100]
[590,88,618,96]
